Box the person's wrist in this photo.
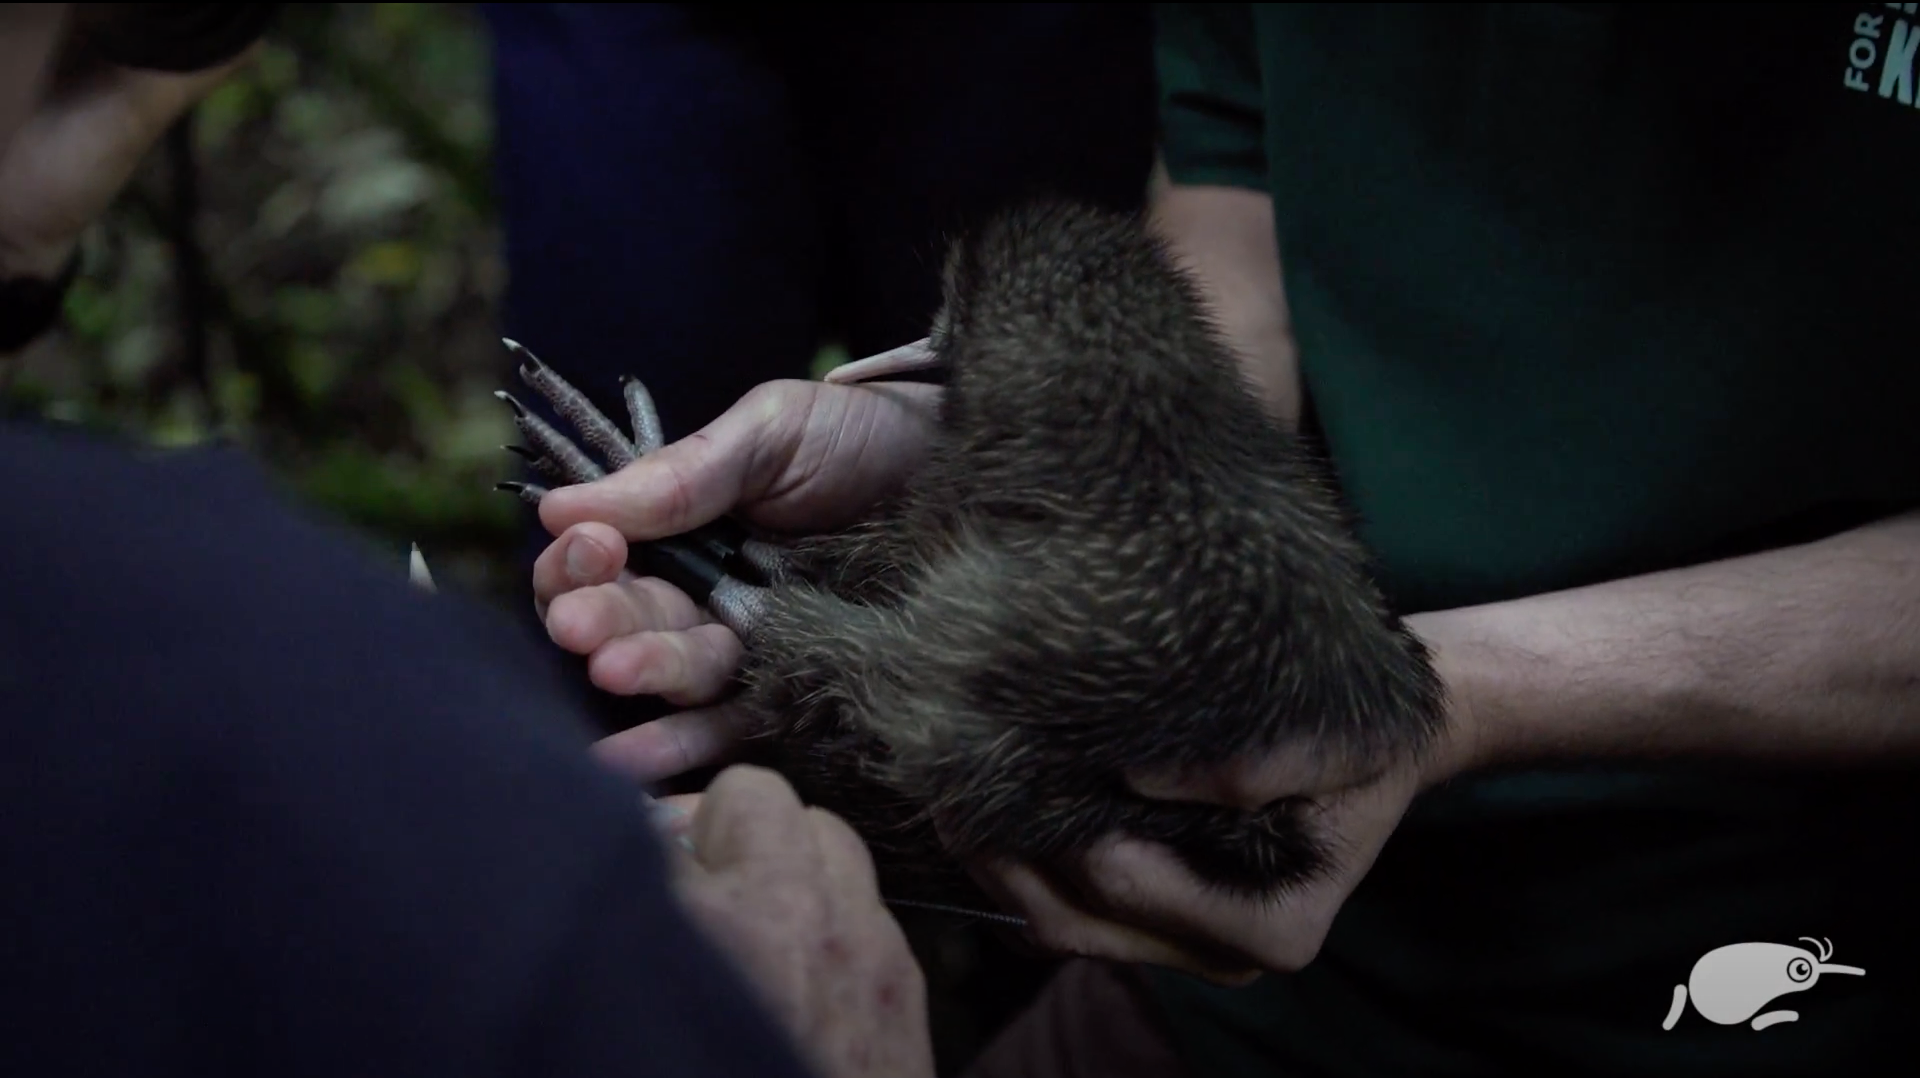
[1406,607,1520,786]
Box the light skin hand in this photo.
[965,704,1457,982]
[655,766,936,1078]
[536,378,941,783]
[0,21,256,278]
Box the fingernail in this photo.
[642,793,686,828]
[642,796,697,852]
[566,535,606,582]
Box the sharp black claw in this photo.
[495,479,551,504]
[502,337,550,375]
[493,390,527,416]
[502,444,538,461]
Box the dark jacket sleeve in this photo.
[0,419,816,1078]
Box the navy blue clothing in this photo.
[0,419,815,1078]
[483,2,1157,444]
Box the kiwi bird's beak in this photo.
[822,337,946,384]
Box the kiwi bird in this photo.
[482,202,1448,912]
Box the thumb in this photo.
[538,384,803,540]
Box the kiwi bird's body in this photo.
[730,203,1446,906]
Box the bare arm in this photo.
[1420,509,1920,780]
[1144,159,1301,424]
[1144,163,1920,781]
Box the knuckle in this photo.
[692,623,745,671]
[1021,912,1095,957]
[659,713,702,775]
[807,808,880,870]
[653,450,707,531]
[644,632,689,689]
[710,763,792,805]
[667,634,729,700]
[742,379,799,423]
[804,804,861,846]
[630,576,693,623]
[1250,922,1329,973]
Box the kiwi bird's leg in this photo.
[495,389,606,485]
[736,539,792,585]
[506,338,637,469]
[821,336,943,384]
[705,577,771,642]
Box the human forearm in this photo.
[1144,158,1300,424]
[1416,511,1920,781]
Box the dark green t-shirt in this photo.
[1148,5,1919,1075]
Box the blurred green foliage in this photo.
[2,2,521,601]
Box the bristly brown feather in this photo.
[730,202,1447,907]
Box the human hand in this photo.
[0,41,254,277]
[534,377,941,782]
[655,765,935,1078]
[969,761,1424,985]
[969,612,1488,982]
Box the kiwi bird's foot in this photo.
[504,337,663,466]
[494,337,664,489]
[491,338,788,633]
[822,336,945,385]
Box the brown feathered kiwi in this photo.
[489,202,1448,912]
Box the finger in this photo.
[975,859,1262,985]
[532,523,631,604]
[804,807,883,904]
[545,578,710,660]
[592,704,759,784]
[689,764,813,871]
[585,623,744,703]
[645,794,701,853]
[1078,837,1328,974]
[538,383,807,541]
